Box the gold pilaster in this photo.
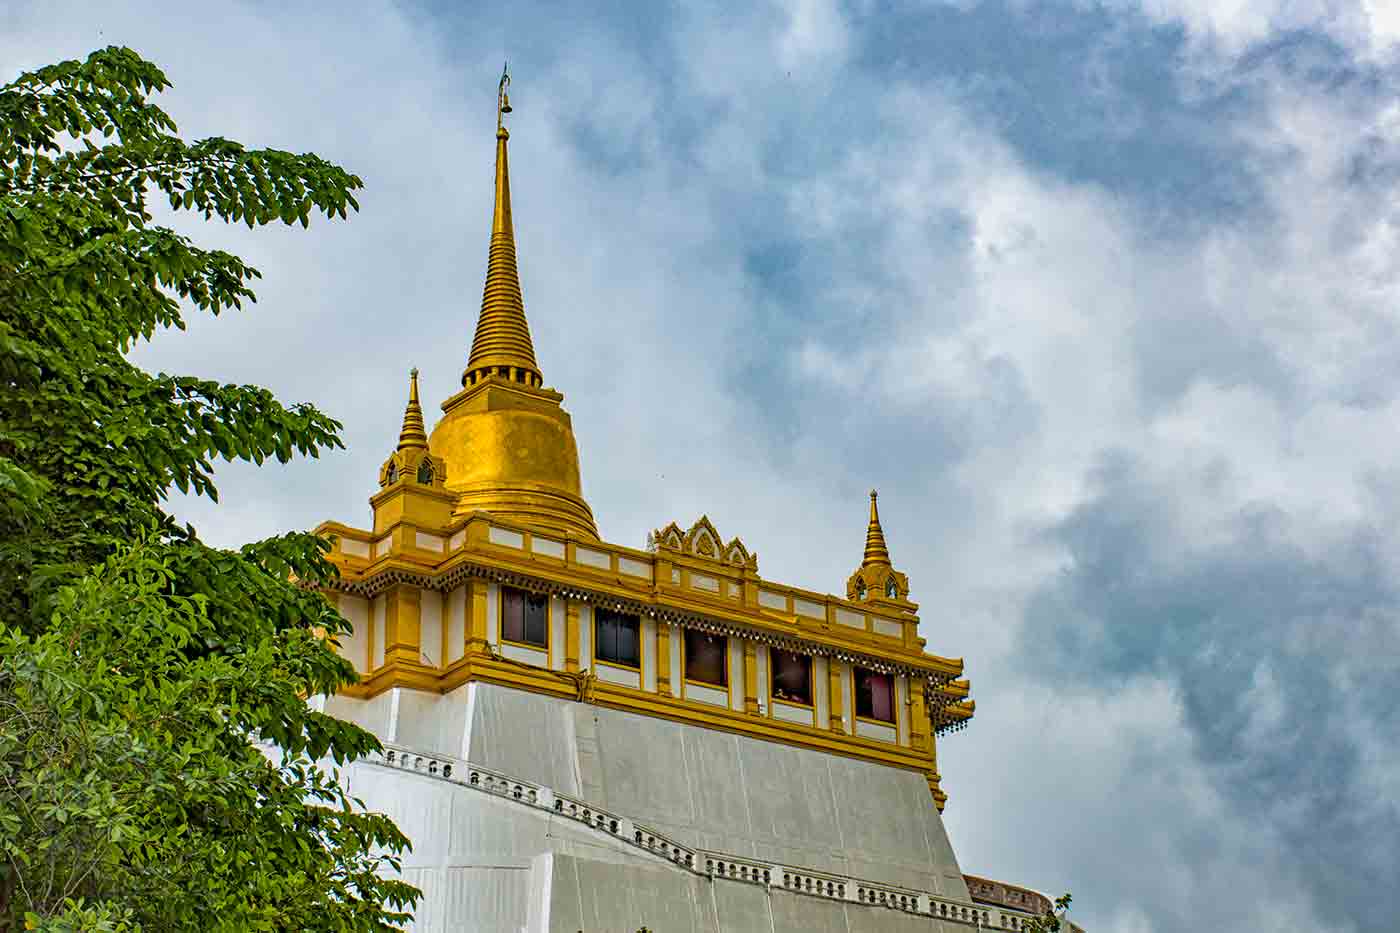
[564,600,580,672]
[383,584,422,666]
[828,659,845,733]
[743,642,759,714]
[467,579,490,652]
[656,622,671,693]
[910,678,929,752]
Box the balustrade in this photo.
[370,743,1047,930]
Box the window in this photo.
[885,579,898,598]
[854,667,894,723]
[594,607,640,668]
[683,629,727,686]
[417,460,434,484]
[769,649,812,705]
[501,587,548,647]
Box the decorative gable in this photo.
[648,516,758,571]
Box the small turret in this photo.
[379,369,445,488]
[847,490,910,603]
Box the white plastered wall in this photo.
[336,594,370,673]
[419,589,442,668]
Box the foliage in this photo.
[1021,893,1074,932]
[0,47,418,929]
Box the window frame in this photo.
[768,648,813,707]
[853,666,896,724]
[593,606,641,670]
[682,628,729,688]
[499,586,549,651]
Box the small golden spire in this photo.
[397,367,428,450]
[862,489,892,567]
[463,63,542,389]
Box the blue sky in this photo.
[6,2,1400,930]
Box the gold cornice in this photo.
[367,481,458,510]
[341,652,939,776]
[324,550,964,687]
[321,513,959,662]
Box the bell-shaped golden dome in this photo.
[429,68,598,540]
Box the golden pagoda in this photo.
[311,67,1034,933]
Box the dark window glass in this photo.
[684,630,727,686]
[854,667,894,723]
[417,460,434,484]
[502,587,547,647]
[770,649,812,704]
[594,607,640,667]
[885,579,898,598]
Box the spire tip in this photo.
[862,488,891,567]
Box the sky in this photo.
[5,2,1400,930]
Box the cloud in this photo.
[1111,0,1400,58]
[6,2,1400,931]
[1018,451,1400,930]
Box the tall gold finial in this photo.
[862,489,892,567]
[463,63,542,389]
[397,367,428,450]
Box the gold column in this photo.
[828,659,845,733]
[910,678,930,752]
[743,642,759,714]
[655,622,671,694]
[383,584,422,665]
[564,600,580,672]
[466,579,490,652]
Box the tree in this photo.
[1021,893,1074,932]
[0,47,419,930]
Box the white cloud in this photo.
[1115,0,1400,58]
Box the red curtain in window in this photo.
[868,672,893,722]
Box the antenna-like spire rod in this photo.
[497,61,512,131]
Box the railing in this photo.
[374,744,1043,929]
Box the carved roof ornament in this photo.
[648,516,758,571]
[847,490,909,604]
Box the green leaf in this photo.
[0,46,412,933]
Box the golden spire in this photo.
[462,63,542,389]
[397,367,428,450]
[862,489,892,567]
